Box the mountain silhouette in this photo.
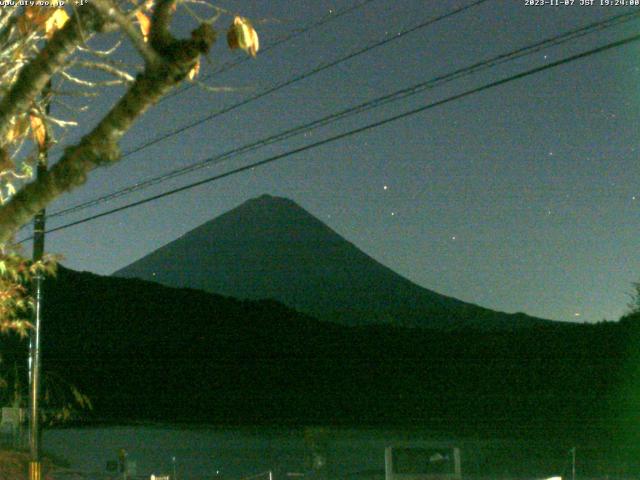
[115,194,553,330]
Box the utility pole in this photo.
[28,81,50,480]
[571,447,576,480]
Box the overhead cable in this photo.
[18,32,640,242]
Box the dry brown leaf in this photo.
[6,117,28,144]
[18,7,53,34]
[29,115,47,149]
[17,6,68,37]
[45,8,70,39]
[0,150,14,172]
[12,46,25,62]
[227,16,259,58]
[187,57,200,81]
[135,11,151,42]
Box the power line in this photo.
[160,0,378,103]
[17,0,460,233]
[47,9,640,220]
[42,0,379,162]
[120,0,491,159]
[19,32,640,242]
[11,0,494,236]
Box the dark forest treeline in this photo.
[3,267,640,445]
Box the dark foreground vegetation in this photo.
[3,267,640,450]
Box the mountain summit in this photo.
[115,194,552,330]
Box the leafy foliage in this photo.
[0,1,260,334]
[0,359,91,425]
[0,0,259,423]
[0,244,57,336]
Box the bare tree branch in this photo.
[0,7,106,151]
[77,39,123,57]
[59,70,129,87]
[0,16,216,243]
[91,0,160,65]
[150,0,178,52]
[72,60,135,83]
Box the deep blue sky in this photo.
[27,0,640,323]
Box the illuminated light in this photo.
[574,312,581,317]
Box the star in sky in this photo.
[45,0,640,324]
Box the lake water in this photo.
[44,425,620,480]
[43,425,451,480]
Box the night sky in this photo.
[22,0,640,323]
